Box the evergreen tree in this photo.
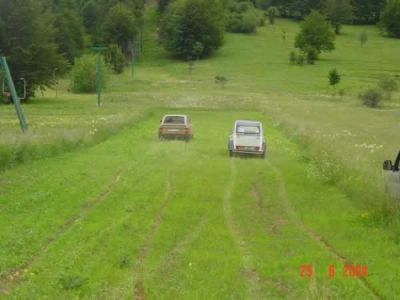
[54,9,86,63]
[0,0,67,98]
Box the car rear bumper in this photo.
[232,150,265,155]
[159,132,191,139]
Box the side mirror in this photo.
[383,160,393,171]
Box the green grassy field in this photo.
[1,110,398,299]
[1,10,400,299]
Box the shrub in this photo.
[70,54,108,93]
[215,75,228,87]
[378,75,399,99]
[360,88,384,108]
[329,69,341,87]
[359,32,368,46]
[105,44,126,74]
[259,16,266,26]
[289,51,297,64]
[306,48,318,64]
[267,6,279,24]
[226,2,259,33]
[378,75,399,93]
[160,0,224,60]
[296,54,305,65]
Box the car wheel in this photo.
[229,150,233,157]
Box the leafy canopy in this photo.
[295,10,335,54]
[160,0,225,60]
[226,1,261,33]
[380,0,400,38]
[102,3,138,55]
[322,0,353,34]
[0,0,67,98]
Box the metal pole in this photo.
[91,46,107,107]
[96,53,101,106]
[53,68,58,98]
[0,57,28,132]
[131,56,134,78]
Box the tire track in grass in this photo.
[0,167,124,294]
[133,172,173,300]
[223,160,264,300]
[149,218,207,281]
[268,162,383,300]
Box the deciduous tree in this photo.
[322,0,352,34]
[102,3,137,55]
[295,10,335,59]
[380,0,400,38]
[160,0,225,60]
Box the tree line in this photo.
[1,0,400,98]
[159,0,400,59]
[255,0,386,24]
[0,0,144,97]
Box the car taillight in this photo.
[236,146,240,150]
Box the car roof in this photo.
[163,114,187,118]
[235,120,262,126]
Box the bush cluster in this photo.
[226,1,262,33]
[70,54,108,93]
[105,44,126,74]
[360,88,384,108]
[378,75,399,97]
[360,75,399,107]
[289,49,317,65]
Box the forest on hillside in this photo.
[0,0,399,98]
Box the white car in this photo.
[228,120,266,158]
[383,151,400,200]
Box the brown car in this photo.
[158,114,193,141]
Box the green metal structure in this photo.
[0,57,28,132]
[91,47,107,107]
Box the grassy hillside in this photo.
[1,14,399,202]
[1,12,400,299]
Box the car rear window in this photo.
[164,116,185,124]
[236,125,260,135]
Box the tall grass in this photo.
[0,93,155,172]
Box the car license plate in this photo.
[167,129,179,132]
